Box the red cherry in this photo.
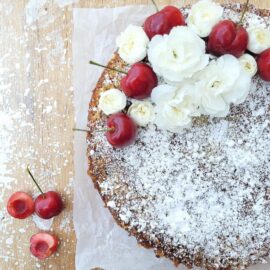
[120,63,158,100]
[106,113,137,148]
[207,20,248,58]
[35,191,63,219]
[143,6,185,39]
[30,232,59,259]
[7,192,34,219]
[257,48,270,81]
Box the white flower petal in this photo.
[223,71,251,105]
[151,84,176,105]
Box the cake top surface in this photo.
[88,4,270,269]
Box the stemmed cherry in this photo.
[89,60,158,99]
[26,166,64,219]
[73,112,137,149]
[207,0,250,57]
[105,113,137,148]
[143,0,185,39]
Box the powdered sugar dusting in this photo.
[88,6,270,270]
[1,0,74,268]
[32,215,54,230]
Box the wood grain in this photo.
[0,1,268,270]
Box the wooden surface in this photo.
[0,0,268,270]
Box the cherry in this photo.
[120,63,158,100]
[257,48,270,81]
[35,191,63,219]
[106,113,137,148]
[207,20,248,58]
[7,191,34,219]
[143,5,185,39]
[207,0,250,58]
[27,166,63,219]
[89,61,157,100]
[30,232,59,259]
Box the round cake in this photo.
[87,3,270,270]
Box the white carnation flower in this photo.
[98,88,127,115]
[187,0,223,38]
[116,25,149,64]
[151,83,200,133]
[148,26,209,84]
[128,101,154,127]
[195,55,251,117]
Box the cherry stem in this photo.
[150,0,159,12]
[73,128,89,132]
[73,127,115,133]
[239,0,250,25]
[95,127,115,133]
[89,60,127,75]
[26,166,44,196]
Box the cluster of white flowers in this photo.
[99,0,260,134]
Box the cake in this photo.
[87,3,270,270]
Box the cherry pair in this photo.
[7,167,63,220]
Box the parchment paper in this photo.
[72,5,268,270]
